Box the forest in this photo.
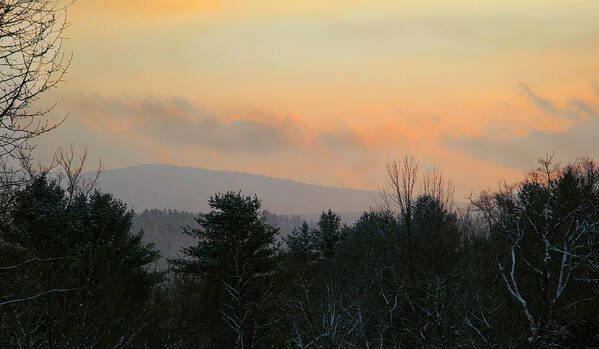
[2,1,599,348]
[2,153,599,348]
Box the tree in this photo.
[422,166,456,213]
[411,194,462,275]
[473,156,599,346]
[311,209,343,259]
[0,0,73,219]
[0,176,161,347]
[382,155,419,232]
[285,222,314,270]
[0,0,70,158]
[171,191,280,348]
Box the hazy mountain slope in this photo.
[93,164,380,214]
[133,209,364,268]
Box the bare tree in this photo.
[0,0,71,187]
[382,154,419,232]
[55,145,102,203]
[422,166,456,213]
[381,155,457,230]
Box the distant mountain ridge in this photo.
[92,164,380,215]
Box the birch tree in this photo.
[473,156,599,345]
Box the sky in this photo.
[35,0,599,200]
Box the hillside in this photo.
[93,164,380,215]
[132,209,364,268]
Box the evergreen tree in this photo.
[411,195,462,275]
[286,222,312,256]
[0,176,161,347]
[283,221,316,281]
[170,191,280,347]
[312,209,343,259]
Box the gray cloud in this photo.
[569,98,598,119]
[518,83,598,120]
[64,94,386,162]
[441,131,551,169]
[316,128,365,151]
[145,112,300,152]
[442,84,599,169]
[519,83,558,115]
[314,127,377,170]
[441,121,599,169]
[166,119,301,153]
[593,81,599,96]
[68,95,303,153]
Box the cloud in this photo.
[568,98,598,119]
[442,121,599,170]
[145,112,302,152]
[518,83,598,121]
[38,93,421,190]
[60,94,396,160]
[593,81,599,96]
[519,83,558,115]
[316,128,366,151]
[441,131,549,169]
[441,84,599,169]
[66,94,304,153]
[56,93,420,179]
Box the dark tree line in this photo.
[4,154,598,348]
[142,155,596,348]
[0,175,161,347]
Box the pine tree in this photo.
[286,222,312,256]
[171,191,280,347]
[312,209,344,259]
[0,176,161,347]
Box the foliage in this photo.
[311,209,344,259]
[0,176,161,348]
[169,191,280,348]
[3,156,599,348]
[474,156,599,346]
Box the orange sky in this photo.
[35,0,599,200]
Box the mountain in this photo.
[92,164,380,215]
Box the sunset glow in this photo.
[36,0,599,198]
